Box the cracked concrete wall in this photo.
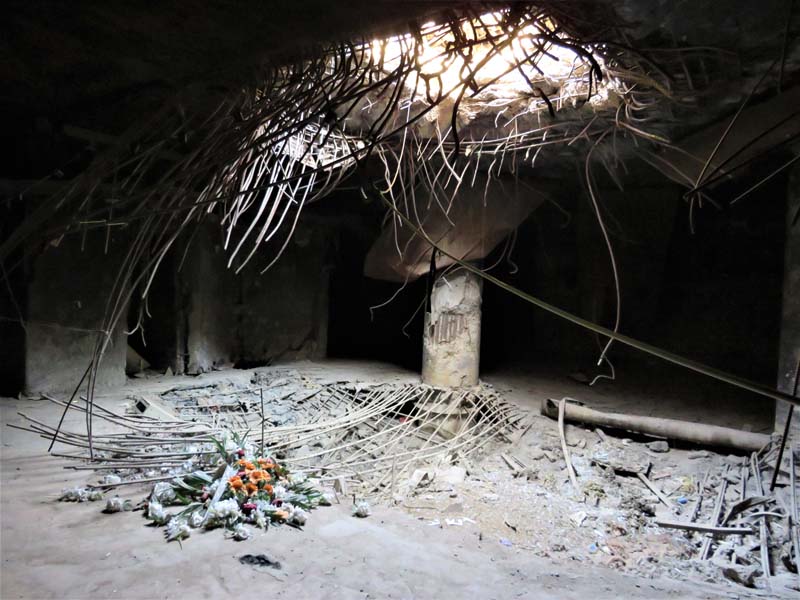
[181,220,237,374]
[24,231,126,395]
[236,226,329,364]
[175,221,329,372]
[422,267,482,388]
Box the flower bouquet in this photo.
[144,434,325,542]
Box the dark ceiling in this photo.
[1,0,797,181]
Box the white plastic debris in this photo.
[104,496,130,513]
[352,500,371,518]
[103,474,122,486]
[570,511,588,527]
[152,481,176,504]
[147,499,169,525]
[59,487,103,502]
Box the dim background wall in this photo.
[24,230,127,395]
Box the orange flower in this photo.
[228,476,244,491]
[264,484,274,495]
[248,470,271,483]
[245,482,258,495]
[257,458,275,468]
[274,510,288,520]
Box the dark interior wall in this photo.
[326,201,427,371]
[24,230,127,395]
[0,203,27,396]
[182,221,238,373]
[127,249,181,373]
[479,172,787,388]
[655,175,787,383]
[235,224,330,366]
[131,218,332,374]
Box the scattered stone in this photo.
[542,450,558,463]
[528,448,545,461]
[437,466,467,485]
[570,511,588,527]
[239,554,281,569]
[688,450,711,460]
[723,471,740,484]
[716,561,759,587]
[647,441,669,453]
[444,502,464,514]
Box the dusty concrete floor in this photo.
[0,359,773,599]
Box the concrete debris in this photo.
[647,441,670,453]
[437,466,466,485]
[570,511,588,527]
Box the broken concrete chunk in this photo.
[409,469,433,489]
[688,450,711,460]
[436,466,466,485]
[569,511,588,527]
[716,561,760,587]
[647,440,669,453]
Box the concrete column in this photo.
[421,267,482,388]
[776,166,800,439]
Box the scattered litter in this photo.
[569,511,587,527]
[103,496,133,513]
[59,487,103,502]
[588,542,598,553]
[239,554,281,569]
[352,500,371,518]
[499,538,513,547]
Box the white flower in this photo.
[352,500,371,518]
[59,487,104,502]
[290,506,308,526]
[188,511,205,528]
[147,499,169,525]
[230,523,251,541]
[104,496,125,513]
[223,435,238,453]
[152,482,176,504]
[103,474,122,485]
[166,517,191,542]
[289,471,307,485]
[206,498,240,524]
[272,485,288,501]
[254,510,267,529]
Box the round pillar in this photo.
[421,267,482,388]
